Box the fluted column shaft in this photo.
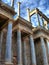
[5,22,12,65]
[17,29,22,65]
[40,37,48,65]
[29,35,36,65]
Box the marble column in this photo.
[0,31,3,61]
[27,8,31,22]
[11,0,14,8]
[40,16,44,27]
[36,12,40,26]
[17,29,22,65]
[40,37,48,65]
[23,40,27,65]
[18,2,21,17]
[5,22,12,65]
[29,35,36,65]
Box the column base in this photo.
[5,62,13,65]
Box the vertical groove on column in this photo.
[30,35,36,65]
[17,29,22,65]
[40,37,48,65]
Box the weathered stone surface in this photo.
[1,29,49,65]
[0,2,49,65]
[35,38,43,65]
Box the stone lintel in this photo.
[29,8,49,23]
[13,16,32,28]
[13,23,32,34]
[30,8,37,16]
[13,17,33,34]
[0,8,13,20]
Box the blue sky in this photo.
[2,0,49,26]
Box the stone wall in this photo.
[25,40,31,65]
[22,38,31,65]
[1,31,7,65]
[35,38,49,65]
[12,34,31,65]
[35,38,43,65]
[12,32,17,65]
[1,32,49,65]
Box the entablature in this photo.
[33,26,49,40]
[0,1,16,31]
[0,1,16,20]
[13,16,33,34]
[0,1,16,15]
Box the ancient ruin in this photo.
[0,0,49,65]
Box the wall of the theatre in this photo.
[35,38,44,65]
[1,31,49,65]
[12,33,32,65]
[35,38,49,65]
[1,30,7,65]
